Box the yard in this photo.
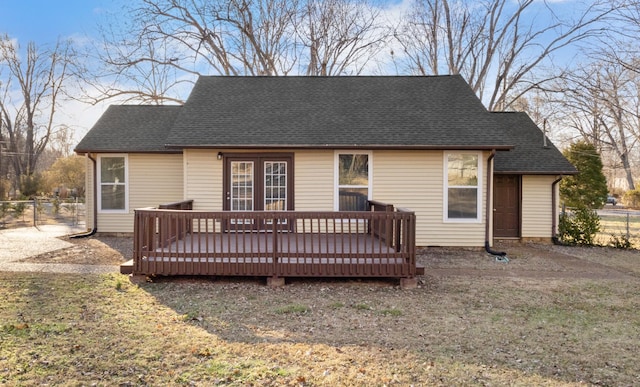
[0,198,84,229]
[1,237,639,385]
[597,211,640,248]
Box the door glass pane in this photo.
[264,161,287,211]
[231,161,253,211]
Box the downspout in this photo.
[551,175,564,245]
[70,153,97,238]
[484,149,507,257]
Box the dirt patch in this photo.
[2,240,640,385]
[17,236,131,266]
[18,235,639,282]
[419,241,638,280]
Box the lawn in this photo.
[1,263,639,385]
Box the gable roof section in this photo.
[75,105,181,153]
[164,75,512,150]
[493,112,577,175]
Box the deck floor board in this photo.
[157,232,396,255]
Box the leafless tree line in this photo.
[2,0,640,196]
[79,0,389,105]
[539,0,640,191]
[82,0,615,109]
[0,36,75,197]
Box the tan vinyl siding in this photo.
[184,149,335,212]
[373,150,487,247]
[97,153,183,233]
[521,175,555,239]
[179,149,490,246]
[184,149,221,211]
[295,150,334,211]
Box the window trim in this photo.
[334,150,372,211]
[443,151,482,223]
[97,154,129,214]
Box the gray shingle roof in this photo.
[75,76,575,176]
[493,112,577,175]
[165,75,512,149]
[74,105,181,153]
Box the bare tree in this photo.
[83,0,392,104]
[82,0,300,105]
[553,60,638,190]
[298,0,387,76]
[144,0,302,76]
[78,35,188,105]
[394,0,612,111]
[0,36,75,195]
[605,0,640,74]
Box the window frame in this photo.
[443,151,482,223]
[97,154,129,214]
[334,151,372,211]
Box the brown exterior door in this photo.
[493,174,520,238]
[223,153,294,230]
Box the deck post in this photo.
[268,215,284,286]
[400,277,418,289]
[267,277,285,287]
[272,216,279,277]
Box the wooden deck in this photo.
[131,200,418,285]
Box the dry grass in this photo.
[2,242,640,386]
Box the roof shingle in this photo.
[75,105,181,153]
[74,76,575,175]
[165,75,511,149]
[493,112,576,174]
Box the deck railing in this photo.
[156,200,193,247]
[133,201,416,279]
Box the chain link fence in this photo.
[597,210,640,249]
[0,198,85,230]
[3,198,635,249]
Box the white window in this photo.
[98,155,128,213]
[335,152,371,211]
[444,152,482,222]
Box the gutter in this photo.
[551,175,564,245]
[70,153,97,238]
[484,149,508,258]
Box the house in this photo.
[492,112,576,240]
[74,75,575,284]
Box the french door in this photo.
[223,153,294,230]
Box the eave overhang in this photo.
[163,144,514,151]
[494,170,578,175]
[74,149,183,155]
